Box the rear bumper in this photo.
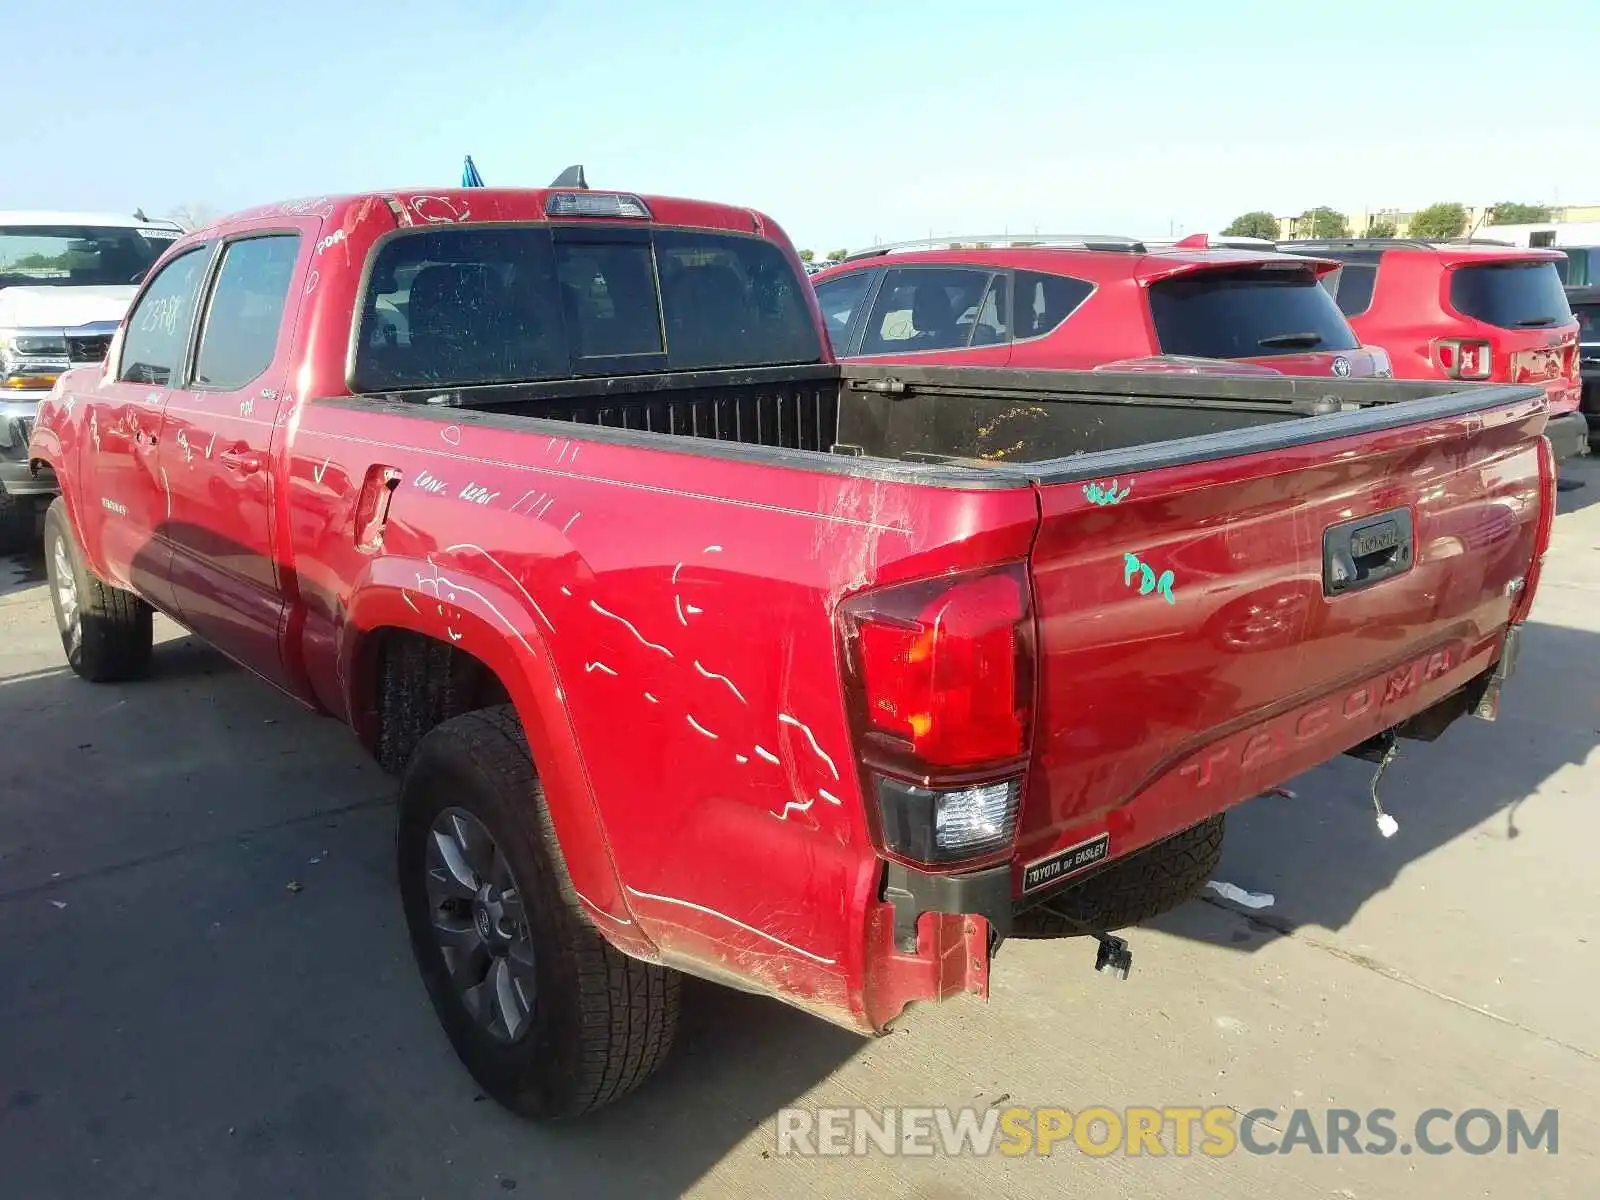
[1546,411,1590,462]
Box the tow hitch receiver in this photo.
[1094,934,1134,979]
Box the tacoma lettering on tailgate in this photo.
[1177,643,1460,789]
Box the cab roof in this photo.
[222,188,786,240]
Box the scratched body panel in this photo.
[285,390,1038,1020]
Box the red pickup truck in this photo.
[28,187,1554,1120]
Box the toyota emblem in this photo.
[1332,356,1352,377]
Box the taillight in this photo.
[1511,434,1557,625]
[839,563,1035,866]
[1433,338,1493,380]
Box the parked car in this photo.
[1275,239,1586,462]
[1571,284,1600,447]
[31,186,1553,1120]
[0,211,183,551]
[1554,245,1600,287]
[809,233,1391,379]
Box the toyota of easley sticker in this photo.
[1021,832,1111,893]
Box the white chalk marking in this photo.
[774,797,814,822]
[401,592,419,613]
[562,511,581,533]
[686,714,718,740]
[644,692,659,703]
[818,788,841,806]
[777,713,840,780]
[440,425,461,446]
[443,543,556,633]
[735,754,749,764]
[589,600,673,657]
[671,562,684,585]
[560,585,572,596]
[623,886,835,965]
[686,604,703,615]
[754,745,779,766]
[585,661,617,676]
[160,467,172,519]
[703,544,722,553]
[447,627,463,642]
[313,456,331,484]
[694,660,747,704]
[675,595,687,626]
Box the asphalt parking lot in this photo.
[2,460,1598,1200]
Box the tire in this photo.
[0,487,35,555]
[1013,814,1225,937]
[42,498,153,683]
[397,705,680,1119]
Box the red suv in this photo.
[1276,239,1586,461]
[808,234,1390,379]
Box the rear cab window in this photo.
[1148,266,1361,359]
[352,225,821,391]
[1447,261,1573,330]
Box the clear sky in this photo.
[14,0,1600,252]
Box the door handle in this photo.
[219,446,266,475]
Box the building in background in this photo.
[1278,204,1600,240]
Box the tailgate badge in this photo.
[1332,356,1351,377]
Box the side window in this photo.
[193,235,301,390]
[814,271,875,351]
[1013,271,1092,340]
[552,240,662,360]
[118,248,211,386]
[859,268,993,354]
[1324,262,1378,317]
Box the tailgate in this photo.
[1014,387,1547,889]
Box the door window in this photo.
[193,235,302,389]
[859,268,994,354]
[814,270,876,351]
[118,248,212,386]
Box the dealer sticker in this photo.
[1021,832,1111,893]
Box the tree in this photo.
[166,202,221,231]
[825,248,848,263]
[1407,202,1468,241]
[1489,202,1551,225]
[1296,207,1350,239]
[1223,210,1279,240]
[797,249,815,263]
[1366,219,1398,239]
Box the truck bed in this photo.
[380,361,1539,479]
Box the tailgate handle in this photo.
[1323,508,1413,596]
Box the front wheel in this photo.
[43,498,153,682]
[397,705,680,1119]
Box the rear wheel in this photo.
[398,705,680,1119]
[1014,815,1225,937]
[43,498,153,682]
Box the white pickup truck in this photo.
[0,211,182,550]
